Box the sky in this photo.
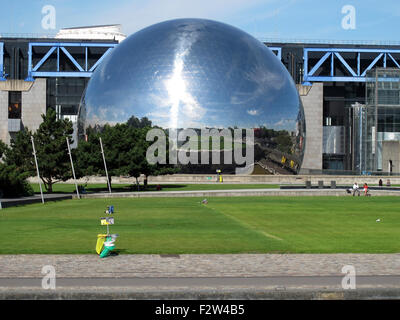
[1,0,399,43]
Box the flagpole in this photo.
[31,136,44,204]
[66,137,80,199]
[99,137,112,194]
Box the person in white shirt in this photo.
[352,182,360,196]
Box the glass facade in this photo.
[353,68,400,174]
[80,18,305,173]
[47,77,89,120]
[8,91,21,119]
[323,82,365,172]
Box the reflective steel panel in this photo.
[79,18,305,173]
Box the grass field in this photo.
[1,196,399,254]
[30,183,280,194]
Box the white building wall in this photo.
[0,90,8,144]
[21,79,47,132]
[0,79,46,145]
[56,25,126,42]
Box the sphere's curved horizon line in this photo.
[85,123,297,132]
[126,17,261,42]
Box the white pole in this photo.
[66,137,80,199]
[99,137,112,194]
[31,136,44,204]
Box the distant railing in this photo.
[0,33,57,39]
[302,168,400,176]
[260,38,400,47]
[2,33,399,47]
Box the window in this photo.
[8,91,22,119]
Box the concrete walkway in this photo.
[2,187,399,209]
[0,254,399,299]
[0,193,72,208]
[1,254,399,278]
[78,187,400,199]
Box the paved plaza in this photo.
[1,254,399,278]
[0,254,399,299]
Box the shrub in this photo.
[0,164,34,198]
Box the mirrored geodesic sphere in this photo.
[79,18,305,173]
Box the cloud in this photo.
[274,118,295,127]
[96,0,271,35]
[247,0,298,23]
[247,109,259,116]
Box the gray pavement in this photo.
[78,188,400,199]
[2,275,400,289]
[0,254,399,299]
[1,254,399,278]
[2,187,400,209]
[0,193,72,208]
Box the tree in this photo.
[125,128,147,189]
[76,123,139,189]
[1,130,35,198]
[275,132,293,154]
[4,129,34,174]
[2,109,79,194]
[140,127,178,187]
[0,140,7,159]
[101,123,133,187]
[127,115,152,129]
[75,129,103,178]
[32,108,76,193]
[76,120,177,190]
[0,163,34,198]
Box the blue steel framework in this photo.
[4,41,398,84]
[0,42,5,81]
[24,43,281,80]
[303,47,400,85]
[25,42,117,81]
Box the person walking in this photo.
[364,183,370,196]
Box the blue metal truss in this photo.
[268,46,282,60]
[303,47,400,85]
[0,43,5,81]
[25,42,118,81]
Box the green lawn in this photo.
[30,183,280,194]
[1,196,399,254]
